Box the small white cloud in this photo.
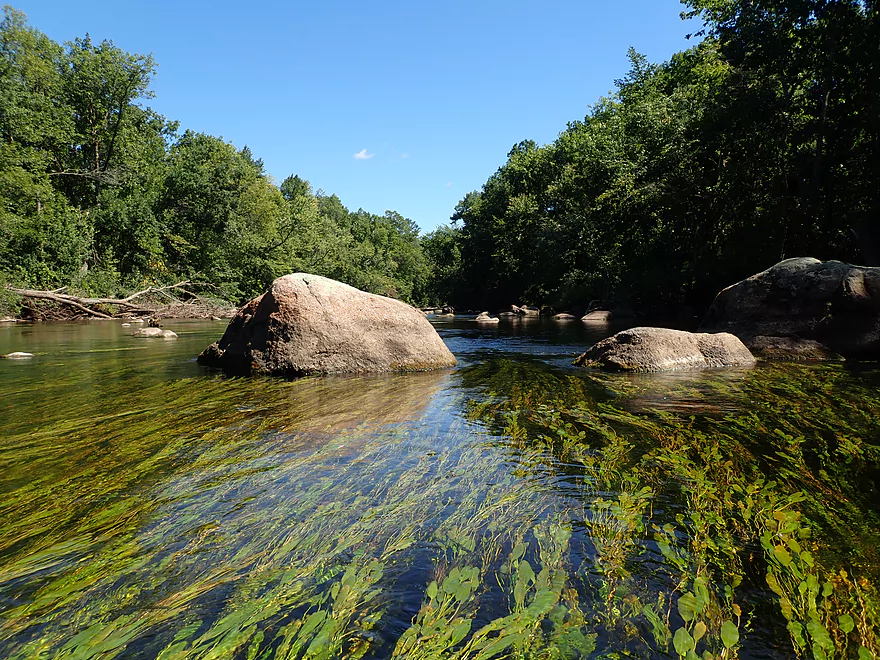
[353,148,374,160]
[400,152,409,159]
[445,181,453,188]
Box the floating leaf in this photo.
[693,577,710,611]
[806,620,834,654]
[766,573,784,597]
[673,627,695,656]
[773,545,792,566]
[720,620,739,649]
[838,614,855,634]
[678,592,700,622]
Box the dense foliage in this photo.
[0,7,431,305]
[4,2,878,314]
[440,0,879,313]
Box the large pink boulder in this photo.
[198,274,457,376]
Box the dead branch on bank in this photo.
[4,281,234,321]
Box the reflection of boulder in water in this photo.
[593,368,755,415]
[277,369,452,434]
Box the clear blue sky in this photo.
[13,0,699,232]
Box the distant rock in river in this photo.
[2,352,35,359]
[574,327,755,372]
[197,273,458,376]
[133,327,178,339]
[581,310,613,323]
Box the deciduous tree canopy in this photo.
[435,0,878,313]
[0,7,432,306]
[3,2,877,315]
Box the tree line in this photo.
[3,2,878,316]
[0,6,435,309]
[434,0,879,314]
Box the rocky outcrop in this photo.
[197,273,458,376]
[574,327,755,372]
[700,258,880,360]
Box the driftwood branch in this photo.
[7,289,114,318]
[5,281,193,319]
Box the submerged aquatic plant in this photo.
[1,344,879,658]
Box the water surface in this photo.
[1,317,878,659]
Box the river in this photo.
[1,317,878,659]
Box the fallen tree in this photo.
[4,282,236,321]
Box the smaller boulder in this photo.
[2,352,34,359]
[553,313,577,321]
[134,327,178,339]
[574,327,755,372]
[476,311,500,324]
[582,310,613,323]
[521,306,540,317]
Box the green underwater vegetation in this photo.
[1,335,879,659]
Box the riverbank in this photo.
[0,285,237,323]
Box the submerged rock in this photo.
[574,327,755,372]
[198,273,458,376]
[2,351,34,359]
[700,257,880,360]
[553,313,577,321]
[133,327,178,339]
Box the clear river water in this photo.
[1,317,878,659]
